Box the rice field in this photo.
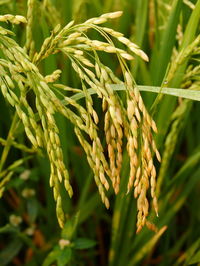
[0,0,200,265]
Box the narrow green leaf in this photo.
[174,237,200,265]
[74,238,96,250]
[57,247,72,266]
[180,0,200,49]
[0,224,18,234]
[61,212,80,240]
[151,0,183,85]
[131,0,148,77]
[188,250,200,265]
[67,84,200,103]
[128,226,167,266]
[42,246,61,266]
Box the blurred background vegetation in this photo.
[0,0,200,265]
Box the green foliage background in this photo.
[0,0,200,265]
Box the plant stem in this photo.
[0,112,19,173]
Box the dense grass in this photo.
[0,0,200,265]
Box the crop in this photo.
[0,0,200,265]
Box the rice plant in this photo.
[0,0,199,265]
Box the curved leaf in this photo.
[68,84,200,103]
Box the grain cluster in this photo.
[0,9,161,232]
